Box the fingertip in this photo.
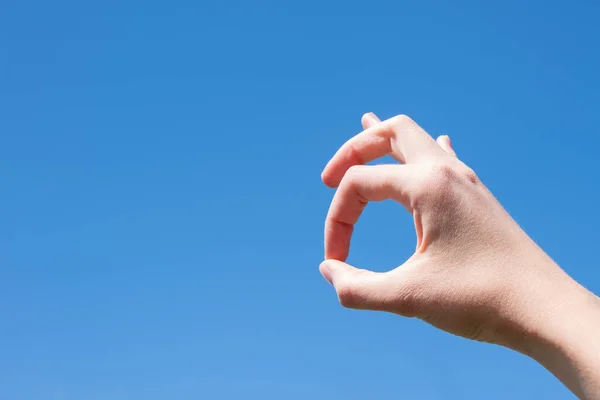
[361,112,381,129]
[319,261,333,285]
[320,259,352,284]
[321,173,335,188]
[436,135,456,156]
[321,167,340,188]
[443,135,453,147]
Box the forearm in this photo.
[513,275,600,399]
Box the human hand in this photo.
[319,114,600,398]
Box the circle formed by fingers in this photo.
[324,164,425,261]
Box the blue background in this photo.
[2,1,599,399]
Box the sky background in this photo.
[1,1,599,399]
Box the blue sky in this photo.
[1,1,599,399]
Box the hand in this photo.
[319,113,600,398]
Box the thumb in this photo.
[320,259,395,311]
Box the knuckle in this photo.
[412,162,458,205]
[424,163,453,190]
[343,165,368,190]
[390,114,415,128]
[462,166,479,184]
[346,165,365,179]
[438,162,480,186]
[337,281,360,308]
[422,161,479,191]
[434,162,456,181]
[392,271,432,317]
[387,284,421,317]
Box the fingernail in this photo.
[366,112,379,124]
[320,261,333,285]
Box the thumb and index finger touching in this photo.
[319,113,456,309]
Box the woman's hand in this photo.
[320,113,600,399]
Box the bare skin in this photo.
[320,113,600,399]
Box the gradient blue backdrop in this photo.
[2,1,599,399]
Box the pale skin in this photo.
[320,113,600,399]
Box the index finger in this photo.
[321,114,444,188]
[325,164,420,261]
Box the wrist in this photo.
[506,270,600,399]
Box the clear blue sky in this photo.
[1,1,599,399]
